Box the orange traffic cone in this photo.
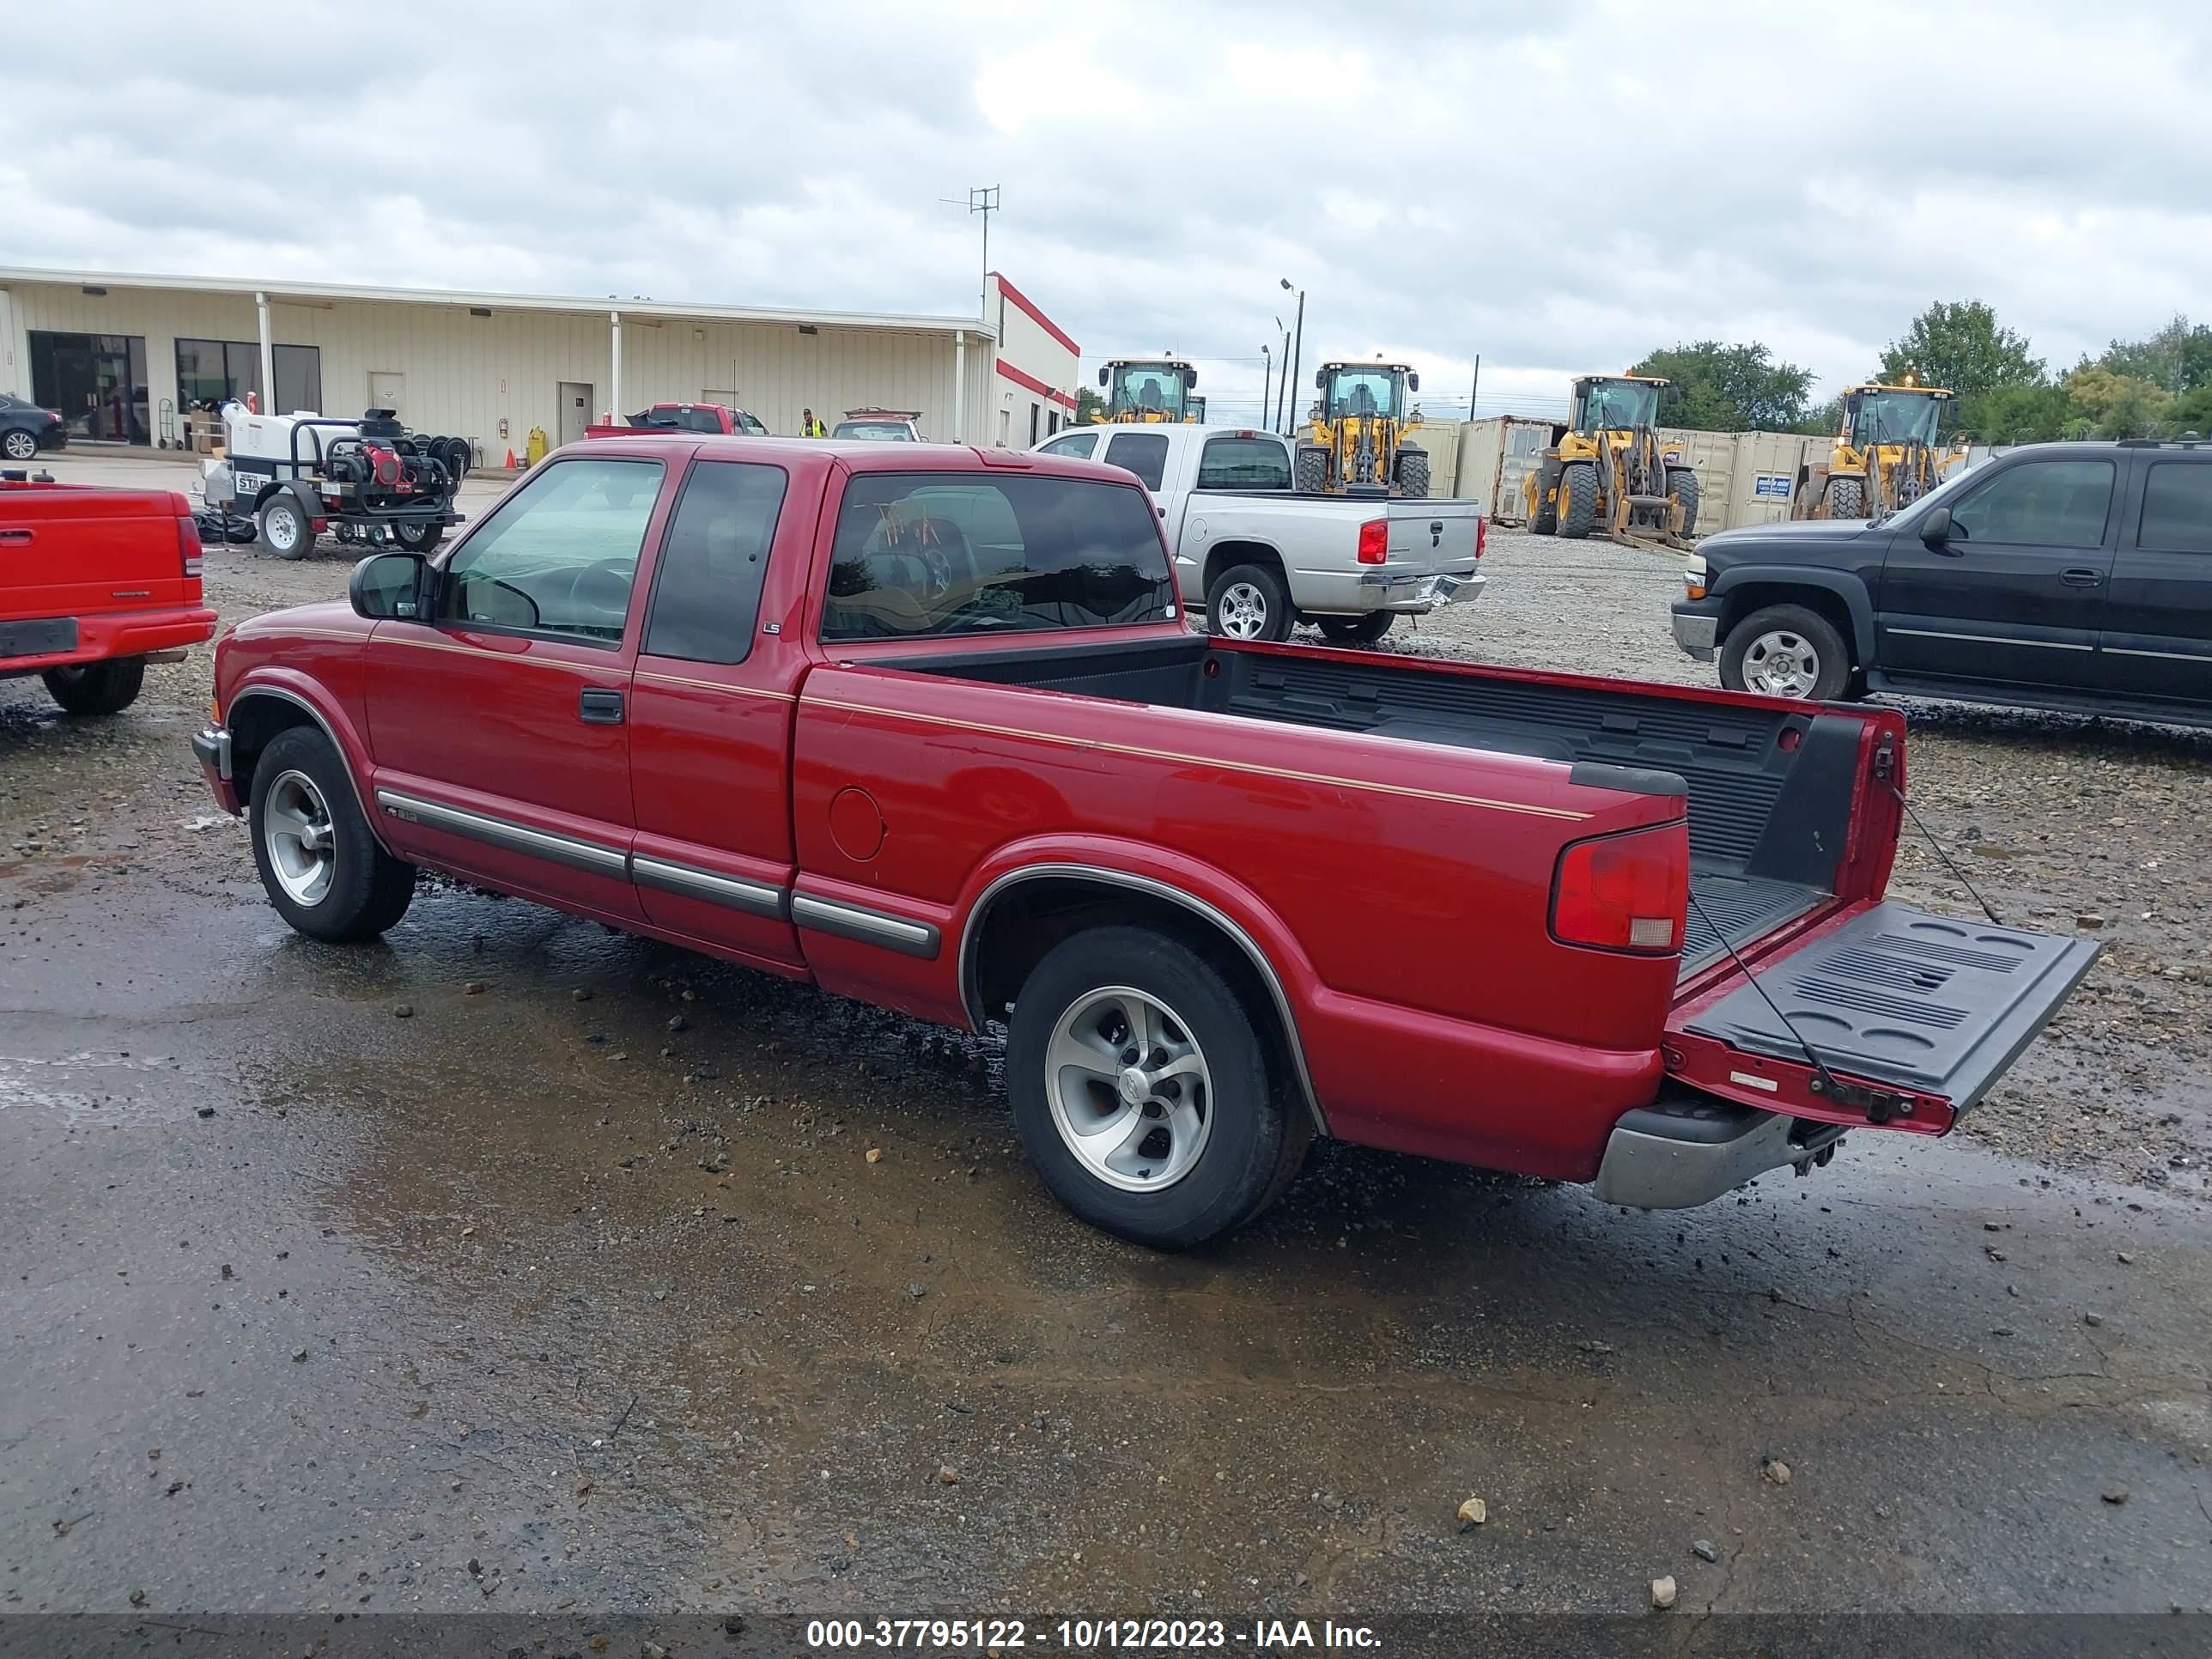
[504,447,517,469]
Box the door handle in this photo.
[2059,568,2104,587]
[578,688,625,725]
[0,529,31,546]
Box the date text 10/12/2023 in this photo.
[804,1619,1383,1650]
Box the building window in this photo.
[1030,403,1041,446]
[175,339,323,415]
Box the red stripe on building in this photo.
[996,357,1078,410]
[990,271,1080,358]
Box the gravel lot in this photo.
[7,456,2209,1200]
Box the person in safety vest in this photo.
[799,408,827,437]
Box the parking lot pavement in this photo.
[3,454,2210,1619]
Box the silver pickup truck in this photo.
[1033,423,1484,643]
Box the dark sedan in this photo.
[0,394,66,463]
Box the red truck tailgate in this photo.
[0,484,196,617]
[1666,902,2099,1132]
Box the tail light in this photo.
[1550,822,1688,955]
[176,509,204,579]
[1357,519,1388,564]
[1475,516,1487,559]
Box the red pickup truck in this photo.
[2,473,218,714]
[191,435,2096,1248]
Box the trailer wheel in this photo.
[393,520,444,553]
[1005,924,1307,1249]
[1295,445,1330,495]
[1395,448,1431,499]
[259,495,315,560]
[1559,462,1599,538]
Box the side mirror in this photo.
[1407,371,1421,392]
[1097,366,1109,387]
[1315,368,1327,390]
[1918,506,1954,548]
[1184,368,1198,389]
[349,551,428,620]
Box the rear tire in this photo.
[1559,462,1599,538]
[2,428,37,462]
[1529,475,1559,535]
[1006,925,1304,1249]
[1295,445,1330,494]
[1825,476,1865,520]
[248,727,416,941]
[1206,562,1291,642]
[259,495,315,560]
[1316,612,1394,646]
[43,656,146,716]
[1395,448,1431,499]
[1719,603,1850,702]
[392,520,444,553]
[1667,466,1701,538]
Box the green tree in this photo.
[1794,394,1844,438]
[2169,382,2212,437]
[2062,364,2172,438]
[1878,301,2046,432]
[1074,386,1106,423]
[2100,314,2212,395]
[1627,340,1815,431]
[1956,382,2071,446]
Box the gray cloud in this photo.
[5,0,2204,426]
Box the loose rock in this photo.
[937,1465,959,1486]
[1761,1457,1792,1486]
[666,1014,688,1032]
[1456,1496,1486,1528]
[1692,1539,1718,1563]
[1651,1576,1677,1610]
[391,1004,413,1018]
[2103,1483,2130,1505]
[463,981,485,995]
[866,1147,884,1164]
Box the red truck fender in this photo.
[221,671,386,847]
[951,836,1330,1136]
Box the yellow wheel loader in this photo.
[1791,382,1964,519]
[1090,360,1199,423]
[1296,362,1430,498]
[1522,375,1698,549]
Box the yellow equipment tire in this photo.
[1559,463,1599,538]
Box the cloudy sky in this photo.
[5,1,2206,425]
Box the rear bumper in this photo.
[1593,1096,1844,1209]
[0,605,218,677]
[1296,563,1486,617]
[193,724,241,817]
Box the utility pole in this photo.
[1261,343,1272,436]
[1468,353,1480,420]
[945,185,1000,319]
[1273,317,1290,433]
[1281,278,1305,438]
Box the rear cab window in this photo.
[641,460,788,664]
[1102,432,1170,490]
[2138,460,2212,552]
[1196,434,1291,490]
[821,471,1174,641]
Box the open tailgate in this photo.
[1668,903,2098,1129]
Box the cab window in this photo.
[439,457,663,643]
[641,461,788,664]
[1040,431,1098,460]
[1948,459,2114,549]
[1103,431,1170,490]
[1196,435,1291,490]
[2138,461,2212,553]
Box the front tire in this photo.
[1295,445,1330,494]
[1824,476,1865,520]
[1559,461,1599,538]
[43,657,146,715]
[2,428,38,462]
[1316,612,1394,645]
[1206,562,1291,642]
[248,727,416,941]
[1006,926,1306,1249]
[1719,604,1851,702]
[1395,448,1431,499]
[259,495,315,560]
[1667,466,1701,538]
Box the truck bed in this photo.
[893,635,1866,985]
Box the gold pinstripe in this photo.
[800,696,1593,822]
[634,669,796,701]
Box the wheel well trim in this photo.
[226,684,389,853]
[1710,565,1875,660]
[957,861,1328,1137]
[1203,539,1287,590]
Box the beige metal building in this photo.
[0,265,1080,464]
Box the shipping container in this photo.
[1407,417,1461,496]
[1455,416,1556,523]
[1723,429,1817,530]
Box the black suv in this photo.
[1671,440,2212,723]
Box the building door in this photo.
[31,331,149,444]
[559,382,593,447]
[368,370,404,416]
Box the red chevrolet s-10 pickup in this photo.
[2,472,218,715]
[191,435,2096,1248]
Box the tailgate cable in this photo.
[1685,888,1912,1125]
[1886,781,2005,928]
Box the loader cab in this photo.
[1316,363,1418,423]
[1843,385,1952,450]
[1572,376,1665,436]
[1097,360,1197,423]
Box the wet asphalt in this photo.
[2,452,2209,1622]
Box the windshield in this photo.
[1322,369,1403,422]
[1109,366,1188,420]
[835,421,915,441]
[1849,392,1944,448]
[1578,380,1660,433]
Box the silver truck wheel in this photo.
[261,769,337,907]
[1043,985,1214,1193]
[1206,562,1290,642]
